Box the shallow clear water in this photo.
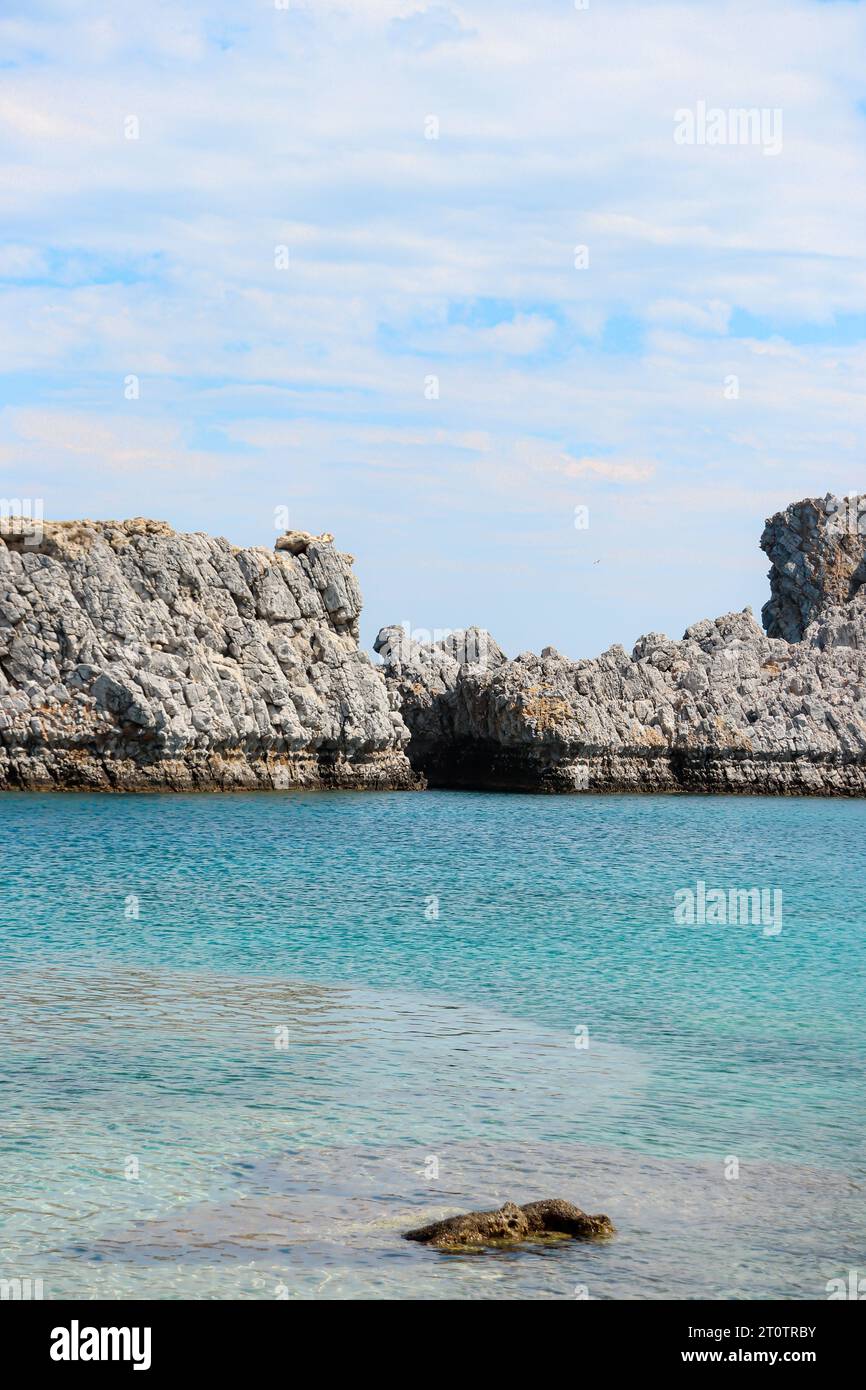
[1,790,863,1299]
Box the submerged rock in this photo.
[377,495,866,796]
[0,518,419,791]
[404,1198,615,1247]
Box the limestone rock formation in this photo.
[404,1198,614,1247]
[761,494,866,641]
[5,495,866,796]
[0,518,418,791]
[377,496,866,795]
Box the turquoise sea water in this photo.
[1,790,864,1300]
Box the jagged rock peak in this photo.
[374,624,506,671]
[377,499,866,796]
[275,528,336,555]
[761,493,866,641]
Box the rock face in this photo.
[0,518,418,791]
[761,494,866,641]
[404,1198,614,1248]
[377,496,866,796]
[5,495,865,797]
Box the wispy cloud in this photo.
[513,440,656,485]
[1,0,865,656]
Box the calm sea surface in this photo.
[1,790,863,1299]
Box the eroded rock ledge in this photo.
[377,495,866,796]
[0,519,418,791]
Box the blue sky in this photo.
[2,0,866,656]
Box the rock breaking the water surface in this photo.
[404,1198,615,1247]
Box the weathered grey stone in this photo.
[377,496,866,795]
[0,518,419,791]
[7,496,866,797]
[761,493,866,641]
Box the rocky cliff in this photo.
[376,495,866,795]
[5,496,866,797]
[761,494,866,641]
[0,519,418,791]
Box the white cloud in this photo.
[2,409,229,480]
[647,299,732,334]
[1,0,866,654]
[513,440,656,485]
[389,5,476,52]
